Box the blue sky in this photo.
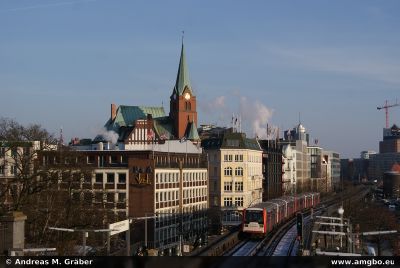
[1,0,400,158]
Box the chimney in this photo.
[111,103,117,120]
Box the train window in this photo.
[244,210,263,224]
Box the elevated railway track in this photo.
[197,186,370,257]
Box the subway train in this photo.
[242,193,320,236]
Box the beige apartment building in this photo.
[202,132,263,211]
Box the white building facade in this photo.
[282,144,297,195]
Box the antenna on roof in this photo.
[299,112,302,125]
[59,126,64,146]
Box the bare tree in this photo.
[0,118,109,254]
[0,118,58,212]
[25,149,109,254]
[344,197,399,255]
[0,117,55,143]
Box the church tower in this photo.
[169,43,198,140]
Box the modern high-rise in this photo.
[369,124,400,180]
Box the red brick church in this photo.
[101,43,200,146]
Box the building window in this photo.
[99,156,105,167]
[226,139,240,147]
[223,197,233,207]
[0,148,5,157]
[110,155,119,164]
[83,173,91,183]
[224,182,232,192]
[0,165,4,174]
[107,193,114,202]
[235,182,243,192]
[11,148,17,158]
[224,155,233,162]
[87,155,95,164]
[93,192,102,203]
[234,197,243,207]
[118,193,126,202]
[118,173,126,184]
[95,173,103,183]
[107,173,115,183]
[235,154,243,162]
[10,165,17,175]
[224,167,232,176]
[235,167,243,176]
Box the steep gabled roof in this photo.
[185,121,200,140]
[153,116,174,140]
[172,44,193,97]
[105,105,166,133]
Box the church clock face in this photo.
[184,92,191,100]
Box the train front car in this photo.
[242,208,265,237]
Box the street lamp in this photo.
[48,227,114,256]
[338,206,344,249]
[131,214,158,249]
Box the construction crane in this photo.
[377,99,400,128]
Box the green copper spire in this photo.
[173,43,193,96]
[186,121,200,140]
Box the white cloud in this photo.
[199,95,226,113]
[267,46,400,85]
[214,96,226,107]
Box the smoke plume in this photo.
[239,96,277,139]
[98,128,119,144]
